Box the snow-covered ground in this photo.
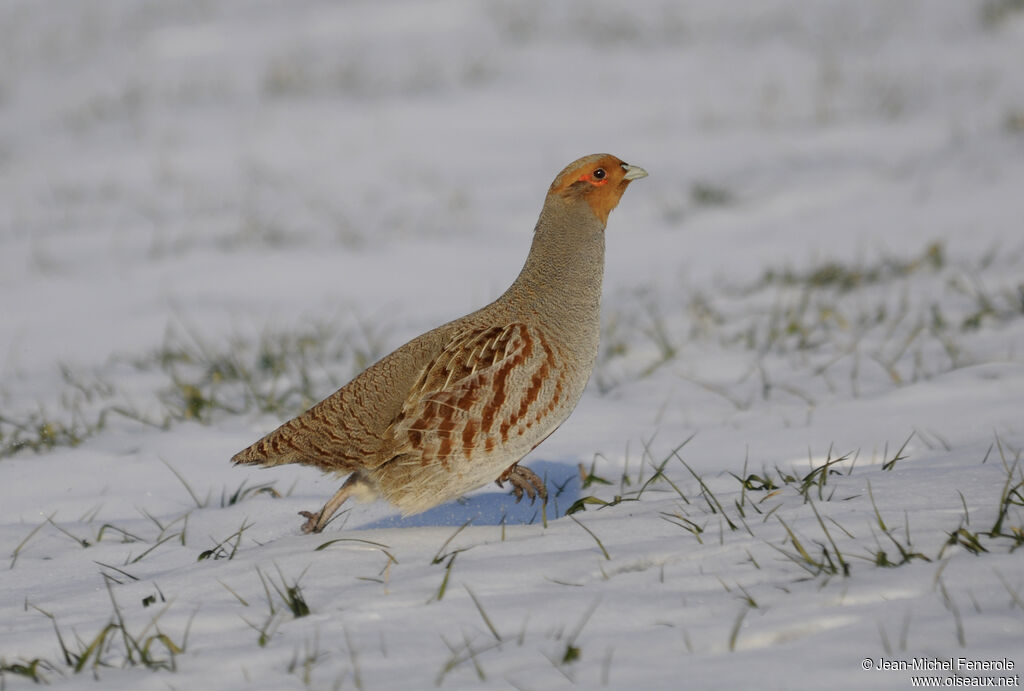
[2,1,1023,688]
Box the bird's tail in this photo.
[230,420,302,467]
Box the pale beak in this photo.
[621,163,649,181]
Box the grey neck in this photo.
[503,204,606,328]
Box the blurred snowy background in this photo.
[2,1,1023,689]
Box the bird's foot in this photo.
[297,474,362,534]
[496,464,547,504]
[298,510,324,534]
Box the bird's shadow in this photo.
[354,460,581,529]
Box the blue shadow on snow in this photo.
[356,460,581,529]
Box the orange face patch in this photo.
[547,154,638,225]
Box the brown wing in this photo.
[384,322,566,469]
[230,326,451,471]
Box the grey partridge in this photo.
[231,154,647,532]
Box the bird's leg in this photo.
[495,463,548,505]
[299,474,360,534]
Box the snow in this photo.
[2,0,1023,688]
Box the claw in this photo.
[513,483,526,503]
[496,464,547,505]
[298,510,322,534]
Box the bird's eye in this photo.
[592,168,606,180]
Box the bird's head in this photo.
[548,153,648,226]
